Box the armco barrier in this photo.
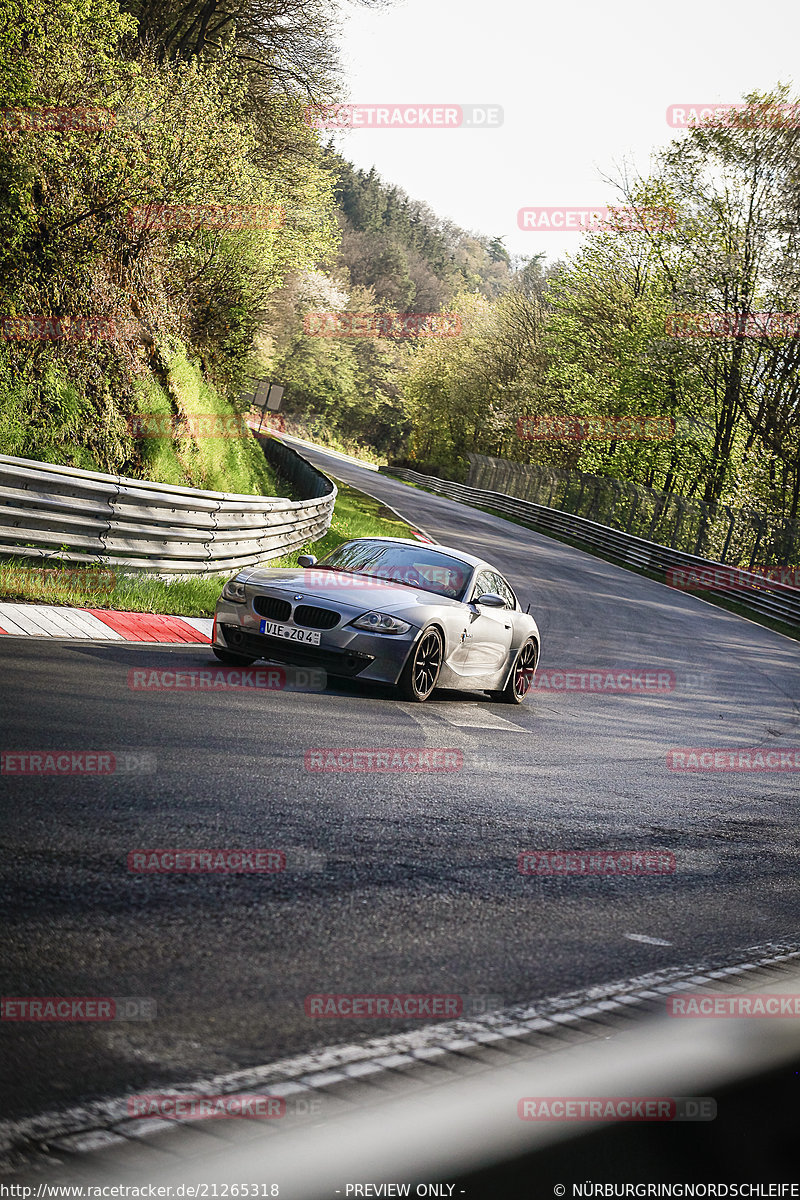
[0,435,336,575]
[380,465,800,630]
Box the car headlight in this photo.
[350,611,411,635]
[222,578,247,603]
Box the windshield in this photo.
[316,539,471,600]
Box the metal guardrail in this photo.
[381,466,800,630]
[0,434,336,575]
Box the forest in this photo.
[1,0,799,528]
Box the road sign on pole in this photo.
[251,379,271,434]
[237,377,258,407]
[242,378,284,434]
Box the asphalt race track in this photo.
[1,444,798,1121]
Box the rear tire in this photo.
[489,639,538,704]
[398,627,443,702]
[212,646,258,667]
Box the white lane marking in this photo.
[625,934,673,946]
[433,706,527,733]
[396,701,527,735]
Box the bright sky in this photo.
[335,0,799,264]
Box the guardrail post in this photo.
[692,500,709,558]
[623,486,639,534]
[671,496,690,549]
[719,505,736,563]
[747,513,766,570]
[646,491,665,540]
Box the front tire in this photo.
[212,646,258,667]
[398,627,443,702]
[489,639,538,704]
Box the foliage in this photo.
[397,90,800,523]
[251,153,518,458]
[2,0,798,540]
[0,0,338,485]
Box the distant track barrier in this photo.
[380,463,800,631]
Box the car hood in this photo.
[238,566,466,615]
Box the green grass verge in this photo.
[382,473,800,644]
[0,480,417,617]
[125,354,285,497]
[0,348,286,499]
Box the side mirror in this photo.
[475,592,506,609]
[298,554,317,567]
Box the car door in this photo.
[460,569,515,675]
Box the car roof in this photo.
[339,536,490,572]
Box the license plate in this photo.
[260,620,321,646]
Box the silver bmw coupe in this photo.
[212,536,540,703]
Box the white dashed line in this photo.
[431,707,527,733]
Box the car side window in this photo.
[471,571,495,603]
[490,572,517,610]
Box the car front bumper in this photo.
[213,599,417,685]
